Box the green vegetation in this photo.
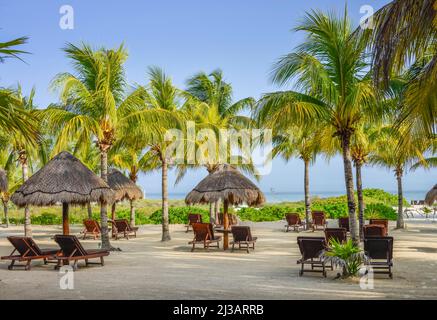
[323,239,366,278]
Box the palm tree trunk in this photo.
[303,159,311,228]
[130,200,135,227]
[161,159,171,241]
[396,168,405,229]
[214,200,219,224]
[87,202,93,219]
[209,203,214,223]
[340,133,359,244]
[2,199,9,227]
[355,161,364,240]
[22,160,31,237]
[100,149,112,250]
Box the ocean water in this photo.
[144,190,429,203]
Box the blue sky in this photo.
[0,1,435,196]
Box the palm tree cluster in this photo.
[0,1,435,247]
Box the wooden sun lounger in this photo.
[364,224,386,238]
[53,235,109,271]
[296,236,332,277]
[112,219,139,240]
[364,236,394,278]
[285,213,305,232]
[189,223,221,252]
[324,228,348,244]
[1,236,60,270]
[369,219,389,235]
[81,219,101,239]
[311,211,328,231]
[230,226,257,253]
[185,213,202,232]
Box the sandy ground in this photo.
[1,219,437,300]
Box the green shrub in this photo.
[148,207,209,224]
[237,206,299,222]
[114,209,153,225]
[362,188,407,206]
[323,239,366,278]
[364,203,397,220]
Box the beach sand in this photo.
[0,219,437,300]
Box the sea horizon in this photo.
[144,189,429,203]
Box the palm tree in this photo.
[269,125,322,226]
[177,70,256,222]
[131,66,185,242]
[370,125,432,228]
[255,10,377,244]
[366,0,436,139]
[0,36,28,63]
[45,43,172,249]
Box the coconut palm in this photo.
[366,0,436,139]
[255,10,377,244]
[45,43,176,249]
[176,70,256,222]
[0,36,28,63]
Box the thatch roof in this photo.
[107,168,143,202]
[185,164,265,206]
[425,184,437,206]
[11,151,114,207]
[0,169,7,192]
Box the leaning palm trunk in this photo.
[303,159,311,228]
[395,168,405,229]
[22,160,31,237]
[355,161,364,240]
[100,149,112,250]
[2,198,9,227]
[341,134,359,244]
[87,202,93,219]
[161,159,171,241]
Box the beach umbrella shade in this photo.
[185,164,265,249]
[425,184,437,206]
[0,169,8,193]
[11,151,114,235]
[107,168,143,228]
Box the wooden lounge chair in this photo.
[53,235,109,271]
[311,211,328,231]
[189,223,221,252]
[285,213,305,232]
[369,219,389,235]
[296,237,332,277]
[185,213,202,232]
[230,226,257,253]
[324,228,348,244]
[364,224,386,238]
[112,219,139,240]
[1,236,59,270]
[81,219,101,239]
[364,236,394,278]
[338,217,350,232]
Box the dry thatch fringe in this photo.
[0,169,8,192]
[11,151,114,207]
[425,184,437,205]
[107,168,143,202]
[185,164,265,206]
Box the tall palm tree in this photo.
[132,67,185,242]
[370,125,432,228]
[255,10,377,244]
[366,0,436,139]
[45,43,173,249]
[269,125,322,226]
[177,70,256,222]
[0,36,28,63]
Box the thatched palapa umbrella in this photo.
[425,184,437,206]
[185,164,265,249]
[107,168,143,227]
[11,151,114,235]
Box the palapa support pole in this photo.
[223,199,229,250]
[111,202,116,238]
[62,202,69,235]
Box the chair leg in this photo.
[8,260,15,270]
[191,243,195,252]
[72,260,78,271]
[232,243,235,252]
[100,256,104,266]
[299,263,304,276]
